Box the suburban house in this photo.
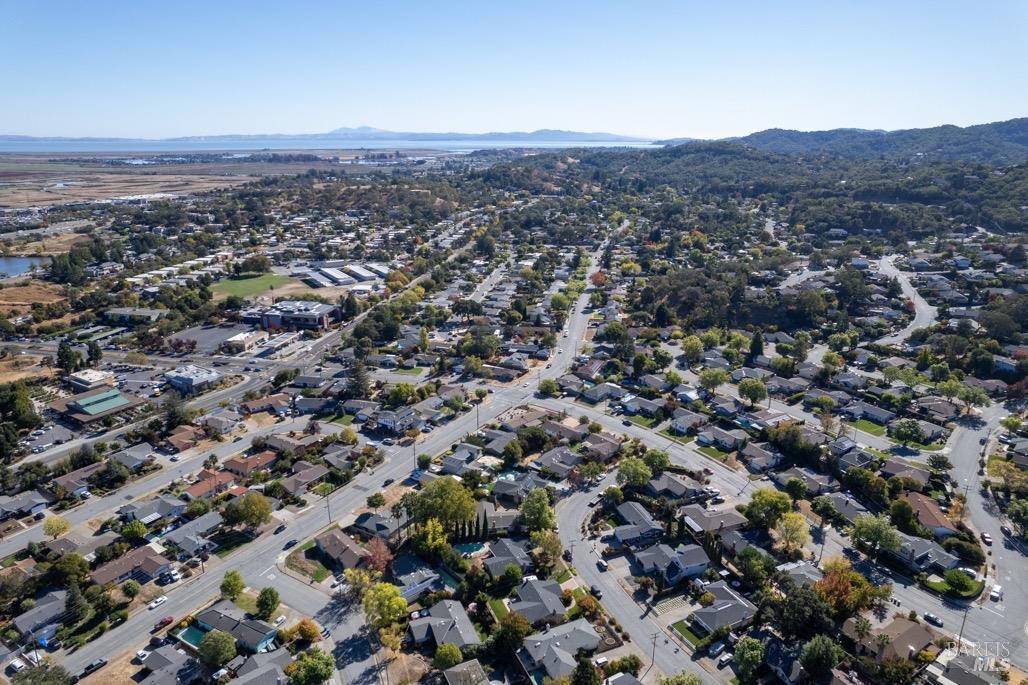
[280,461,329,497]
[678,504,747,537]
[392,554,443,601]
[119,494,186,525]
[484,538,534,577]
[493,472,550,505]
[350,512,403,548]
[90,545,172,585]
[12,590,67,638]
[905,492,958,538]
[697,427,747,451]
[633,543,710,586]
[223,450,279,478]
[645,472,704,501]
[613,501,663,547]
[670,409,708,435]
[165,511,224,558]
[407,599,482,650]
[183,470,236,501]
[887,531,960,574]
[517,619,601,680]
[508,578,567,625]
[195,600,278,653]
[689,581,756,635]
[315,529,370,569]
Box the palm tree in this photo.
[854,616,872,642]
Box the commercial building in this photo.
[221,330,269,354]
[260,300,338,330]
[49,387,144,426]
[164,365,224,394]
[65,369,115,393]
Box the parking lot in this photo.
[173,323,254,354]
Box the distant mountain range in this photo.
[0,127,645,144]
[658,118,1028,164]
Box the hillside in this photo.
[659,118,1028,165]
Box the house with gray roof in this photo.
[613,501,663,547]
[13,590,67,637]
[508,578,567,625]
[165,511,223,557]
[517,619,601,680]
[645,472,704,501]
[194,600,278,653]
[119,494,186,525]
[407,599,482,650]
[633,543,709,586]
[688,581,756,635]
[485,538,534,577]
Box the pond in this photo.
[0,255,49,278]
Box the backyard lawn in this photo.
[488,597,508,618]
[213,273,294,299]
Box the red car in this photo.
[152,616,175,632]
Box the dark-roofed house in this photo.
[776,560,824,587]
[633,543,709,586]
[350,512,403,548]
[613,501,663,547]
[771,466,839,495]
[645,472,704,501]
[678,504,747,537]
[392,554,442,601]
[533,446,582,479]
[119,494,186,525]
[195,600,278,653]
[493,472,550,505]
[165,511,223,558]
[518,619,601,680]
[444,660,489,685]
[881,458,931,487]
[140,645,200,685]
[407,599,482,650]
[12,590,67,637]
[887,531,959,574]
[508,578,567,625]
[91,545,171,585]
[582,432,622,462]
[826,492,868,525]
[697,427,747,451]
[485,538,534,578]
[280,461,329,496]
[316,529,369,569]
[688,581,756,635]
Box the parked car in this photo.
[152,616,175,632]
[717,653,733,668]
[1001,525,1013,537]
[81,658,108,676]
[274,615,287,627]
[135,650,151,663]
[990,585,1003,601]
[596,558,609,571]
[708,641,726,657]
[8,658,27,673]
[924,612,944,627]
[981,532,993,545]
[148,596,168,610]
[590,585,603,599]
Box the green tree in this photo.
[775,511,811,553]
[571,655,600,685]
[433,643,463,670]
[784,477,808,503]
[737,378,768,407]
[414,477,476,529]
[657,673,702,685]
[224,492,273,530]
[890,418,926,447]
[121,579,141,598]
[744,488,791,529]
[943,568,976,593]
[799,634,844,677]
[681,336,703,364]
[811,495,837,531]
[957,386,990,411]
[642,449,670,475]
[285,648,336,685]
[220,570,245,600]
[734,635,764,684]
[56,340,81,374]
[850,514,901,561]
[698,368,728,395]
[43,516,70,540]
[538,378,560,397]
[493,612,532,653]
[520,489,556,531]
[363,582,408,629]
[927,453,953,472]
[199,628,237,666]
[616,457,652,488]
[64,582,88,625]
[121,519,148,541]
[12,665,72,685]
[256,587,280,620]
[186,498,212,517]
[1007,497,1028,537]
[367,493,386,509]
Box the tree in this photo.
[957,386,990,411]
[363,582,407,629]
[681,336,704,364]
[413,517,449,558]
[220,570,245,600]
[578,461,605,482]
[1007,497,1028,537]
[502,563,524,589]
[811,495,837,531]
[433,643,463,670]
[12,666,72,685]
[734,636,764,684]
[502,439,523,467]
[224,492,272,530]
[642,449,670,475]
[494,612,532,653]
[775,512,811,553]
[64,582,88,625]
[571,655,600,685]
[850,514,901,561]
[698,368,728,395]
[365,536,394,574]
[778,585,833,638]
[256,587,280,620]
[49,553,89,587]
[531,530,563,571]
[285,648,336,685]
[538,378,560,397]
[43,516,70,540]
[890,419,926,447]
[944,568,976,593]
[736,546,776,587]
[749,331,764,359]
[800,634,844,677]
[854,616,872,641]
[520,488,556,531]
[744,488,792,529]
[616,457,652,488]
[927,454,953,472]
[815,556,889,618]
[121,579,141,598]
[186,498,212,518]
[56,340,81,373]
[367,492,386,509]
[343,567,380,598]
[737,378,768,407]
[121,519,148,541]
[414,478,475,529]
[657,673,702,685]
[86,341,103,367]
[199,629,237,666]
[784,477,808,503]
[296,618,322,642]
[346,361,371,399]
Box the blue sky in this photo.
[2,1,1025,139]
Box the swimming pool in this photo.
[454,542,486,555]
[177,625,207,648]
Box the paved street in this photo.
[876,257,939,345]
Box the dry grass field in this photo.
[0,280,65,308]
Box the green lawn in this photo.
[210,530,253,558]
[213,273,294,298]
[234,592,283,620]
[394,367,424,376]
[330,413,355,425]
[672,620,702,646]
[488,598,508,618]
[923,578,984,599]
[554,566,573,583]
[912,441,945,452]
[286,542,332,583]
[628,415,658,427]
[845,419,887,437]
[697,445,729,460]
[660,429,696,444]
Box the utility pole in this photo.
[642,632,659,679]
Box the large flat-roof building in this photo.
[165,365,224,394]
[49,387,144,426]
[260,300,338,330]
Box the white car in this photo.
[136,650,151,662]
[148,596,168,610]
[8,658,27,673]
[273,615,287,627]
[990,585,1003,601]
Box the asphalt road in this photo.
[876,257,939,345]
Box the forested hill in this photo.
[658,118,1028,165]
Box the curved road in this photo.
[876,256,938,345]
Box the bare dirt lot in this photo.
[5,231,90,256]
[0,280,65,309]
[0,354,54,383]
[0,171,251,208]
